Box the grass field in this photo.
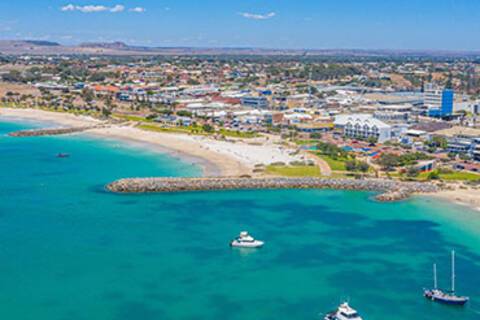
[113,114,152,122]
[138,124,203,135]
[265,165,321,177]
[317,155,348,171]
[418,171,480,181]
[138,123,257,138]
[218,129,258,138]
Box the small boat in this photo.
[56,153,70,158]
[230,231,264,248]
[324,302,363,320]
[424,250,469,306]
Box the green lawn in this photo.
[138,124,204,135]
[114,114,152,122]
[138,123,257,138]
[218,129,258,138]
[418,171,480,181]
[294,139,320,146]
[317,155,348,171]
[265,165,321,177]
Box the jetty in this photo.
[8,125,106,137]
[106,177,438,202]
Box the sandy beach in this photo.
[0,107,304,177]
[0,107,103,127]
[432,184,480,212]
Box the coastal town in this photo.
[3,2,480,320]
[1,43,480,208]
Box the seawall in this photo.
[8,125,106,137]
[106,177,439,202]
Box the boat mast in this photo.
[433,263,438,289]
[451,250,456,293]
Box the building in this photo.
[334,114,392,143]
[447,136,476,154]
[423,83,454,117]
[435,126,480,161]
[453,162,480,173]
[373,104,412,123]
[241,96,269,108]
[295,123,334,133]
[474,142,480,162]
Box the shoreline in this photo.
[85,128,226,177]
[2,107,479,212]
[429,184,480,212]
[0,108,231,176]
[0,107,303,177]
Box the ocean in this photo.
[1,119,479,320]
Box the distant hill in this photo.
[78,41,129,50]
[0,40,479,58]
[24,40,60,47]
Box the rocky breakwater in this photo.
[106,177,439,202]
[8,125,105,137]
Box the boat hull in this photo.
[424,290,469,306]
[230,240,264,248]
[324,312,336,320]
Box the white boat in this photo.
[324,302,363,320]
[230,231,264,248]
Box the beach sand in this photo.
[0,107,304,177]
[0,107,103,127]
[432,184,480,212]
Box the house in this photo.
[241,96,269,108]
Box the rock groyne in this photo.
[106,177,438,202]
[8,125,104,137]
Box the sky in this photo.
[0,0,480,50]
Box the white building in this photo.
[334,114,392,142]
[373,104,412,123]
[424,83,443,108]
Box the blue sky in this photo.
[0,0,479,50]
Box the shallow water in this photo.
[1,119,479,320]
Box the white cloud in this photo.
[129,7,146,13]
[61,4,76,11]
[240,12,276,20]
[110,5,125,13]
[61,4,125,13]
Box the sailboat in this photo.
[424,250,469,306]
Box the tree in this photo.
[202,124,214,133]
[345,160,357,172]
[2,70,23,83]
[406,166,420,178]
[427,170,440,180]
[377,153,400,171]
[357,161,370,173]
[81,88,95,103]
[367,136,378,145]
[428,136,448,150]
[345,160,370,173]
[101,107,111,117]
[177,110,193,117]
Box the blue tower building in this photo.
[441,89,454,116]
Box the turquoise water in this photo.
[1,119,480,320]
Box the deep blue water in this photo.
[0,119,479,320]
